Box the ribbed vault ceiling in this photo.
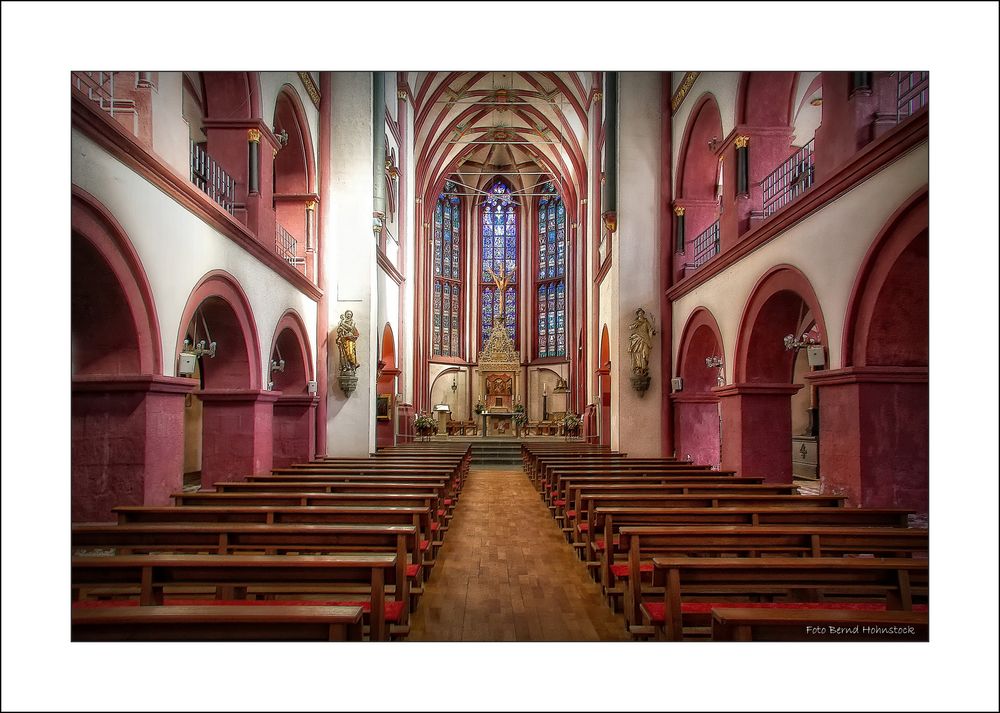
[409,71,597,214]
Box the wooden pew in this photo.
[541,465,720,501]
[563,481,798,533]
[113,505,438,565]
[554,474,767,521]
[640,556,929,640]
[71,553,400,641]
[587,506,914,597]
[616,525,930,631]
[709,607,929,641]
[72,604,366,642]
[73,522,424,615]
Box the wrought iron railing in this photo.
[275,224,306,272]
[896,71,928,122]
[691,220,720,268]
[761,139,815,218]
[71,71,138,132]
[189,140,236,215]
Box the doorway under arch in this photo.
[376,323,400,449]
[598,325,612,447]
[269,310,316,467]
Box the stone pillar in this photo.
[199,389,279,485]
[614,71,663,456]
[325,71,377,455]
[714,383,802,482]
[72,375,196,522]
[671,393,721,468]
[272,394,319,468]
[805,367,928,511]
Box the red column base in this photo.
[272,394,319,468]
[72,375,197,522]
[671,392,721,468]
[714,383,802,483]
[199,389,280,486]
[806,367,928,511]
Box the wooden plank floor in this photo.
[407,467,629,641]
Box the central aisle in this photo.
[407,467,630,641]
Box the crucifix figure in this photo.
[485,266,512,318]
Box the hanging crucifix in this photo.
[485,265,512,319]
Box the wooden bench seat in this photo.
[72,521,425,613]
[709,607,929,641]
[72,553,401,641]
[72,604,365,641]
[616,525,930,630]
[639,557,929,640]
[585,506,914,595]
[113,505,438,564]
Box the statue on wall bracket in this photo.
[336,309,360,396]
[628,307,656,396]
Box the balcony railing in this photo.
[896,71,929,122]
[762,139,815,218]
[189,140,236,215]
[691,220,720,269]
[276,224,306,272]
[71,71,138,134]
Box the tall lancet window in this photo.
[535,183,566,358]
[432,184,462,357]
[480,179,518,347]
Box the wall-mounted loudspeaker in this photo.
[178,353,197,376]
[307,380,318,394]
[807,345,826,367]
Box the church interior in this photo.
[3,4,999,712]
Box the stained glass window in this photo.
[480,180,518,347]
[433,189,462,357]
[536,183,566,358]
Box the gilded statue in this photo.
[627,307,656,376]
[336,310,360,373]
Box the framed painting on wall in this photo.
[376,393,392,421]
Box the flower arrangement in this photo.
[512,403,528,428]
[413,411,436,438]
[474,399,484,415]
[562,412,582,432]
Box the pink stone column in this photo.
[272,394,319,468]
[671,393,721,468]
[199,389,280,486]
[806,367,928,512]
[714,383,802,483]
[72,375,197,522]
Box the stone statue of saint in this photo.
[627,307,656,376]
[336,310,360,372]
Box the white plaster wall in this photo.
[71,130,319,386]
[376,267,401,377]
[428,366,470,425]
[526,364,570,421]
[671,72,740,195]
[324,72,376,456]
[671,142,929,382]
[260,72,320,169]
[614,72,663,456]
[150,72,191,177]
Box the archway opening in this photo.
[598,325,612,447]
[676,310,724,467]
